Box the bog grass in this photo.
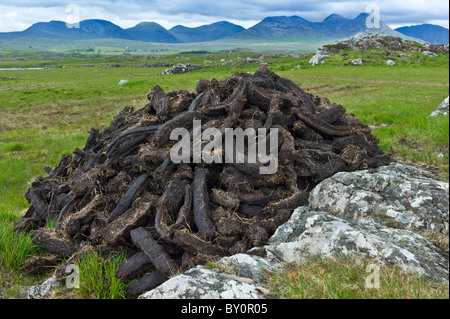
[270,256,449,299]
[0,221,37,271]
[74,250,128,299]
[0,48,448,298]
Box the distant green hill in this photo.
[124,22,180,43]
[0,19,243,43]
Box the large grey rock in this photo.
[328,33,425,52]
[351,58,363,66]
[320,34,447,56]
[309,162,449,242]
[216,253,281,283]
[138,266,271,299]
[430,96,449,117]
[385,60,396,66]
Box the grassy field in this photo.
[0,47,448,298]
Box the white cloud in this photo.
[426,19,449,28]
[0,5,64,32]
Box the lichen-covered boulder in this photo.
[138,266,270,299]
[309,51,329,66]
[422,51,438,57]
[385,60,396,66]
[161,63,203,75]
[308,162,449,249]
[351,58,363,66]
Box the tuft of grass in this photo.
[4,142,25,153]
[45,216,58,228]
[74,250,128,299]
[269,256,449,299]
[0,269,44,298]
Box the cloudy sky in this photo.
[0,0,448,32]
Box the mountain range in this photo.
[0,13,447,44]
[395,24,449,44]
[0,19,244,43]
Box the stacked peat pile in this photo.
[16,66,391,296]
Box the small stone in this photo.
[422,51,438,57]
[138,266,268,299]
[161,63,203,75]
[385,60,396,66]
[351,58,363,66]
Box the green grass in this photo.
[275,54,449,175]
[0,221,37,271]
[270,256,449,299]
[0,48,448,299]
[74,251,128,299]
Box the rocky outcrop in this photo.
[309,50,329,66]
[161,63,203,75]
[321,32,449,54]
[422,51,438,57]
[351,58,363,66]
[138,266,272,299]
[420,43,450,54]
[138,162,449,299]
